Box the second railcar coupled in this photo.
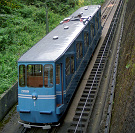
[17,5,102,128]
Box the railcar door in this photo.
[56,64,63,106]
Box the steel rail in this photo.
[101,0,115,15]
[21,127,27,133]
[101,0,117,28]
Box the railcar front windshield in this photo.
[27,65,43,87]
[19,64,53,88]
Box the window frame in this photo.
[66,55,75,76]
[76,42,83,59]
[91,23,95,38]
[66,57,70,76]
[56,64,60,85]
[71,56,75,74]
[80,42,83,58]
[76,43,80,59]
[44,64,53,88]
[95,16,98,31]
[84,32,89,47]
[19,64,54,88]
[99,11,101,26]
[19,65,26,87]
[27,64,43,87]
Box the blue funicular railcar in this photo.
[17,5,102,128]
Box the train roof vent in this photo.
[63,18,70,21]
[80,12,83,15]
[60,21,63,24]
[84,7,88,10]
[53,36,58,40]
[64,26,69,29]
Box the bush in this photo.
[47,1,70,15]
[33,8,46,23]
[18,6,33,18]
[68,0,77,7]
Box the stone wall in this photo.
[0,82,18,121]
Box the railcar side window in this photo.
[91,24,94,38]
[19,65,26,87]
[80,43,83,58]
[95,17,98,31]
[76,42,83,59]
[66,57,70,75]
[76,43,80,59]
[87,33,89,45]
[56,64,60,84]
[71,56,74,74]
[27,65,43,87]
[99,12,101,25]
[44,65,53,87]
[84,32,89,47]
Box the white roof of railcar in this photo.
[18,5,101,62]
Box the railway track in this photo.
[102,0,115,15]
[101,0,117,27]
[67,0,124,132]
[21,127,50,133]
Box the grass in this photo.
[0,0,105,94]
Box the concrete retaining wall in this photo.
[0,82,18,121]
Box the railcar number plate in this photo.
[21,90,29,93]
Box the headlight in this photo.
[32,95,37,100]
[32,93,38,100]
